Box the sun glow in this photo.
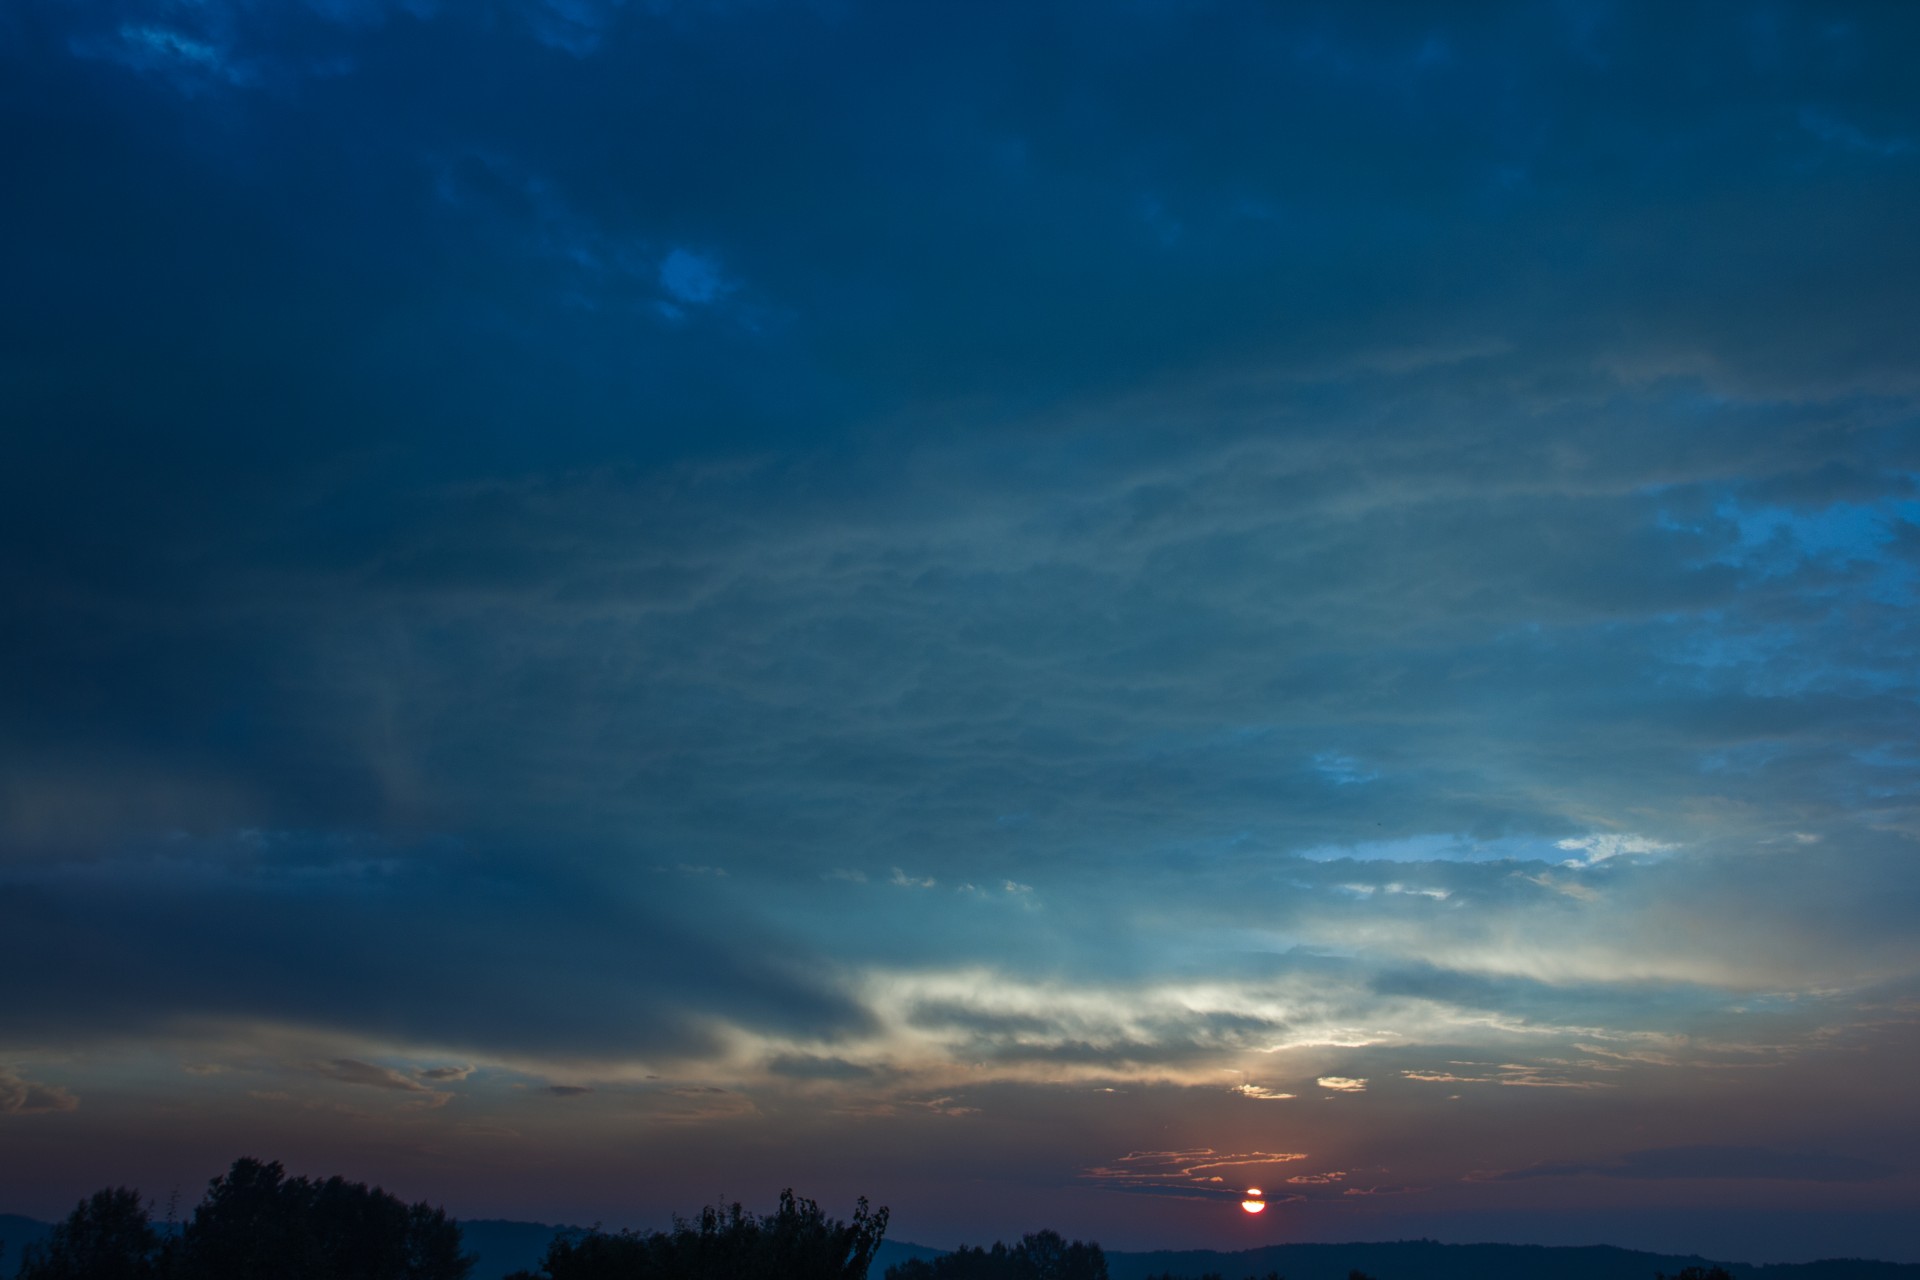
[1241,1188,1266,1214]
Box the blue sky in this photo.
[2,0,1918,1264]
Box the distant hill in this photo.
[0,1215,52,1272]
[1098,1240,1920,1280]
[456,1219,589,1280]
[873,1238,951,1273]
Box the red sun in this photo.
[1240,1187,1266,1214]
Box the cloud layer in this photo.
[2,0,1918,1263]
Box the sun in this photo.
[1240,1187,1266,1214]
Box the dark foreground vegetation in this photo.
[11,1160,467,1280]
[6,1163,1901,1280]
[9,1163,890,1280]
[504,1189,887,1280]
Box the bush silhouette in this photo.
[883,1228,1106,1280]
[508,1188,888,1280]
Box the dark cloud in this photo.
[0,847,873,1058]
[765,1055,876,1082]
[1492,1145,1899,1184]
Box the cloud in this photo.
[658,248,734,308]
[544,1084,593,1097]
[65,21,261,94]
[1799,107,1915,158]
[1312,752,1379,786]
[766,1054,876,1081]
[0,1069,79,1115]
[0,849,875,1060]
[1317,1076,1368,1092]
[1401,1063,1616,1091]
[1232,1083,1296,1101]
[524,0,622,57]
[1082,1149,1310,1200]
[1555,834,1677,866]
[315,1058,437,1093]
[418,1064,474,1081]
[1491,1145,1897,1183]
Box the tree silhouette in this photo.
[509,1189,888,1280]
[1657,1269,1735,1280]
[16,1188,161,1280]
[15,1161,474,1280]
[173,1157,471,1280]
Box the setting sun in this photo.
[1241,1188,1266,1214]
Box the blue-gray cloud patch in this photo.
[1491,1145,1898,1184]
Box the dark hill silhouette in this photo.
[882,1229,1108,1280]
[875,1241,954,1273]
[1098,1241,1920,1280]
[457,1222,590,1280]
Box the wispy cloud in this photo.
[0,1069,79,1115]
[1232,1083,1297,1100]
[310,1058,454,1107]
[1081,1149,1310,1200]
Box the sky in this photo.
[2,0,1919,1266]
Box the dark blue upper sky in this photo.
[3,0,1918,1263]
